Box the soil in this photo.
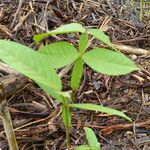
[0,0,150,150]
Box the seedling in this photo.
[0,23,139,149]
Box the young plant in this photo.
[75,127,100,150]
[33,23,139,90]
[0,23,138,149]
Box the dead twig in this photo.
[0,24,13,38]
[58,64,73,78]
[11,0,24,28]
[0,83,18,150]
[13,9,34,32]
[72,120,150,135]
[112,43,150,55]
[0,74,27,98]
[0,62,18,75]
[100,120,150,135]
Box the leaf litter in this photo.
[0,0,150,149]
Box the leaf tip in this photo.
[33,35,41,44]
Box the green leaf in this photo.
[82,48,139,75]
[0,40,62,98]
[71,58,84,90]
[70,103,132,121]
[75,145,90,150]
[38,42,79,68]
[58,91,71,99]
[38,86,71,102]
[84,127,100,150]
[87,29,112,46]
[37,83,62,101]
[79,33,89,54]
[33,23,86,43]
[75,128,100,150]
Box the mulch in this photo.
[0,0,150,149]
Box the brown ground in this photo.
[0,0,150,150]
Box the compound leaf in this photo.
[82,48,139,75]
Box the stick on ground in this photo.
[0,83,18,150]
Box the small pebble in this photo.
[131,54,137,60]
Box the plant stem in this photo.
[62,96,72,150]
[0,83,18,150]
[66,122,71,150]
